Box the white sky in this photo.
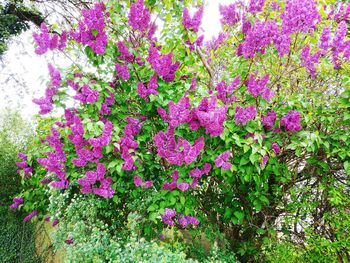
[0,0,233,120]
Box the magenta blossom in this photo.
[24,210,38,222]
[70,2,108,55]
[219,4,240,26]
[215,151,232,170]
[182,6,204,32]
[33,23,67,55]
[128,0,150,32]
[10,197,24,209]
[161,208,177,226]
[235,106,256,126]
[280,110,301,132]
[272,142,281,155]
[262,111,277,130]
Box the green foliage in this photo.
[0,206,40,263]
[48,191,198,262]
[0,109,34,205]
[0,1,43,56]
[0,110,38,262]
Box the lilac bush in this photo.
[12,0,350,261]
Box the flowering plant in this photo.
[11,0,350,260]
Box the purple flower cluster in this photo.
[33,23,67,55]
[248,0,266,14]
[261,110,277,130]
[301,45,321,78]
[163,170,198,191]
[214,151,232,170]
[33,64,61,115]
[10,197,24,209]
[161,208,177,226]
[185,35,204,53]
[73,146,102,167]
[147,46,180,82]
[331,21,350,69]
[115,63,130,81]
[117,41,134,63]
[128,0,150,33]
[235,106,256,126]
[88,120,113,148]
[72,83,100,104]
[274,33,291,57]
[99,91,115,116]
[190,77,197,91]
[70,2,108,55]
[271,2,280,11]
[182,6,204,33]
[281,0,320,35]
[331,3,350,23]
[177,214,200,228]
[77,163,115,198]
[189,163,211,178]
[161,208,199,227]
[206,32,229,52]
[219,4,240,26]
[260,155,269,168]
[280,110,301,132]
[69,115,85,147]
[271,142,281,155]
[118,117,143,171]
[37,127,68,189]
[246,74,274,101]
[216,77,240,104]
[24,210,38,222]
[133,176,153,189]
[154,127,205,166]
[189,97,228,137]
[242,16,251,35]
[16,152,33,178]
[137,75,158,100]
[318,26,331,54]
[238,20,278,59]
[157,95,191,127]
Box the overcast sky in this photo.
[0,0,232,119]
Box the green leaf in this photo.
[234,211,244,222]
[344,161,350,175]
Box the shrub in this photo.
[11,0,350,261]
